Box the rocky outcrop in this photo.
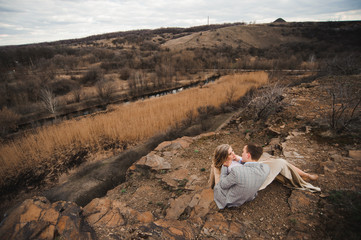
[0,196,95,239]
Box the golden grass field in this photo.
[0,72,268,185]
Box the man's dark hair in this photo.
[246,143,263,160]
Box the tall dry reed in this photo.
[0,72,268,184]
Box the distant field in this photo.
[0,72,268,186]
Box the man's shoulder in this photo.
[234,162,270,174]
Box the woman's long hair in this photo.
[213,144,230,170]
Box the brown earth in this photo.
[1,74,361,239]
[163,24,310,51]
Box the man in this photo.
[213,144,270,209]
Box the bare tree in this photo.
[40,87,58,117]
[247,82,285,121]
[128,70,147,96]
[96,78,115,104]
[71,84,82,103]
[325,78,361,132]
[324,54,361,75]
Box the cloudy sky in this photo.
[1,0,361,46]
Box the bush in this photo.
[120,67,131,80]
[246,82,285,121]
[49,79,77,95]
[139,41,160,51]
[324,78,361,132]
[323,55,361,75]
[324,190,361,240]
[96,78,115,104]
[0,107,20,136]
[81,68,102,85]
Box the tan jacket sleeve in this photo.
[209,163,221,189]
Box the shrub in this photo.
[71,84,82,103]
[323,54,361,75]
[96,78,115,104]
[81,68,102,85]
[49,79,77,96]
[0,107,20,136]
[324,190,361,240]
[139,41,160,51]
[120,67,131,80]
[246,82,285,121]
[324,78,361,132]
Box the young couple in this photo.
[210,143,320,209]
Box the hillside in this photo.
[0,73,360,239]
[163,23,309,50]
[1,21,361,138]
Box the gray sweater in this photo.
[213,162,270,209]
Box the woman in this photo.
[212,144,270,209]
[209,144,241,189]
[210,143,320,192]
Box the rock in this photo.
[162,151,175,158]
[295,115,305,120]
[264,137,281,154]
[155,136,194,152]
[288,191,318,214]
[83,198,126,227]
[129,185,156,203]
[165,188,214,221]
[153,219,197,239]
[268,126,281,135]
[201,212,245,239]
[282,142,304,159]
[136,153,171,170]
[289,130,305,137]
[160,168,189,188]
[185,174,204,190]
[166,194,193,220]
[193,131,217,140]
[319,130,334,138]
[189,188,214,219]
[136,211,154,223]
[155,141,182,151]
[288,213,319,233]
[84,197,155,227]
[320,161,337,174]
[329,153,343,162]
[0,196,95,240]
[348,150,361,160]
[287,228,312,240]
[269,137,281,147]
[245,132,251,140]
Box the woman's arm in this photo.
[209,166,215,189]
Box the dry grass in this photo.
[0,72,268,185]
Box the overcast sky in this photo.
[1,0,361,46]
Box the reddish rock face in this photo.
[349,150,361,160]
[0,196,95,240]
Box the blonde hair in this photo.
[213,144,231,170]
